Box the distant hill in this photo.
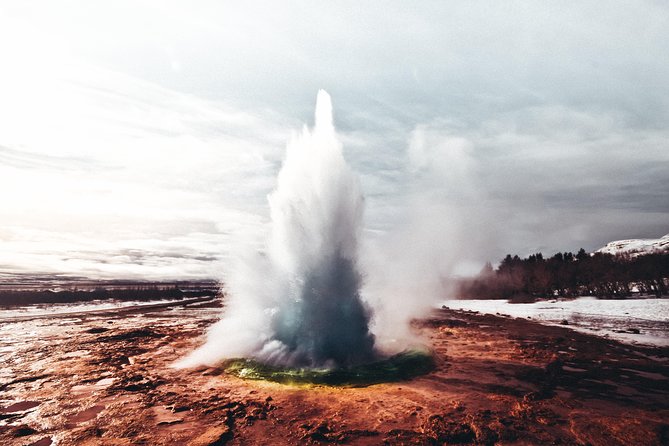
[0,278,220,307]
[596,234,669,256]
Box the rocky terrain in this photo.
[1,298,668,445]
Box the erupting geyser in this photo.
[263,89,376,367]
[180,90,378,369]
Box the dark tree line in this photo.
[457,249,669,300]
[0,285,216,307]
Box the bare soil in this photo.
[1,299,667,445]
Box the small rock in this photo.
[560,320,569,325]
[202,367,223,376]
[385,428,437,445]
[423,415,475,444]
[189,425,233,446]
[248,407,264,418]
[470,421,499,445]
[156,418,183,426]
[452,401,466,412]
[12,425,37,437]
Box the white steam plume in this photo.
[179,90,377,368]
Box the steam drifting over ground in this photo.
[180,91,378,368]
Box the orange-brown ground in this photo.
[1,299,668,445]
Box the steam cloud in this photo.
[180,90,377,368]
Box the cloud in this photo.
[0,17,290,279]
[0,1,668,282]
[381,104,669,265]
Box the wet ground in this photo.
[1,299,668,445]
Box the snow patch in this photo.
[596,234,669,256]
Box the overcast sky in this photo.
[1,1,668,280]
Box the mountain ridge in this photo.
[596,233,669,256]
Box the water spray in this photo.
[179,91,433,380]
